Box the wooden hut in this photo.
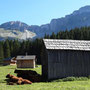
[16,55,36,68]
[42,39,90,80]
[3,57,16,65]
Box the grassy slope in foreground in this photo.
[0,65,90,90]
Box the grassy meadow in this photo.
[0,65,90,90]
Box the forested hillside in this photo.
[44,27,90,40]
[0,27,90,64]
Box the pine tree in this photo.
[44,33,47,39]
[13,40,20,56]
[56,32,60,39]
[47,34,50,39]
[4,40,11,58]
[0,42,4,62]
[9,40,14,56]
[50,32,56,39]
[69,30,74,39]
[20,41,26,55]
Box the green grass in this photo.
[0,65,90,90]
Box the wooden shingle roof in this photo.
[43,39,90,51]
[16,55,36,60]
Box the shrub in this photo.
[76,77,88,81]
[52,76,89,82]
[62,77,76,81]
[88,75,90,79]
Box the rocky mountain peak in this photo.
[73,5,90,15]
[0,21,29,31]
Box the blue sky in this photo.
[0,0,90,26]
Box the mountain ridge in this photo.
[0,5,90,40]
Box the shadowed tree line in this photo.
[44,27,90,40]
[0,39,43,64]
[0,27,90,64]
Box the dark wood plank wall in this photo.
[42,48,48,79]
[46,50,90,80]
